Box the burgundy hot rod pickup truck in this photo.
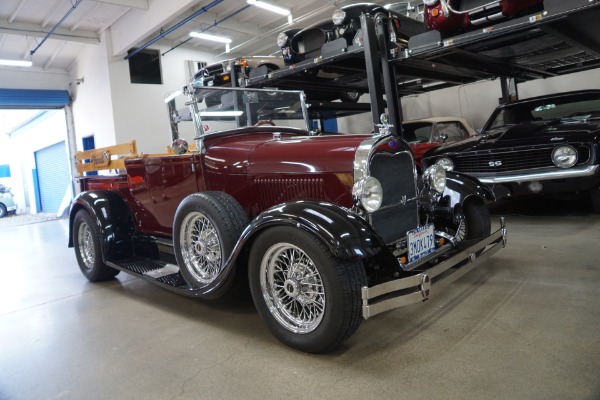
[69,86,506,353]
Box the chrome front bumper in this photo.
[361,218,507,319]
[476,165,599,184]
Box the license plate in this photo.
[408,224,435,263]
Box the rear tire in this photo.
[248,226,366,353]
[73,209,120,282]
[173,192,248,291]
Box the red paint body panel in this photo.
[424,0,543,31]
[98,132,373,236]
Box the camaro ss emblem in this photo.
[489,161,503,167]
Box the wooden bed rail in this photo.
[76,140,137,174]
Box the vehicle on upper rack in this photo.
[68,84,506,353]
[277,3,425,67]
[421,90,600,212]
[192,56,284,105]
[423,0,544,33]
[0,184,17,218]
[402,116,475,167]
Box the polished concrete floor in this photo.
[1,198,599,400]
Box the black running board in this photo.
[105,256,202,295]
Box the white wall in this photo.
[107,43,217,153]
[69,34,117,152]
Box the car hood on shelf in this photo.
[425,120,600,156]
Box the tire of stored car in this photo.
[0,203,6,218]
[173,192,249,290]
[73,209,120,282]
[591,189,600,213]
[463,197,491,240]
[339,90,360,103]
[248,226,367,353]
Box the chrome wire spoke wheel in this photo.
[77,221,95,269]
[454,215,466,242]
[180,211,222,284]
[260,243,325,334]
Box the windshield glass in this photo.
[167,86,309,138]
[486,93,600,130]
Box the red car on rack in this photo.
[423,0,544,32]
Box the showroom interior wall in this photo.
[107,41,216,153]
[68,30,217,155]
[69,32,118,153]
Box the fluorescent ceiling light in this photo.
[164,91,182,103]
[189,32,232,44]
[247,0,290,16]
[0,59,32,67]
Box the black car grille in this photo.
[368,151,418,244]
[451,145,591,174]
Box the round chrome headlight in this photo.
[423,0,439,6]
[552,145,578,168]
[277,32,289,48]
[435,157,454,172]
[353,176,383,213]
[332,9,347,26]
[423,164,447,194]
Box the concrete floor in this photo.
[1,198,599,400]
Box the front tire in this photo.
[248,226,366,353]
[73,209,120,281]
[591,189,600,213]
[0,203,6,218]
[463,197,491,240]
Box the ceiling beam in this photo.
[9,0,28,24]
[96,7,130,35]
[44,40,67,69]
[41,0,65,29]
[94,0,148,10]
[0,20,100,45]
[71,3,101,32]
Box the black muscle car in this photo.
[422,90,600,212]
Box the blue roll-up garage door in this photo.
[34,142,70,213]
[0,89,70,109]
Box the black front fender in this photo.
[68,190,135,261]
[239,201,385,260]
[444,171,495,206]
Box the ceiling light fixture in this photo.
[189,32,232,44]
[247,0,290,16]
[0,59,33,67]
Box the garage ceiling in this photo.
[0,0,412,73]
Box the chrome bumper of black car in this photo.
[361,218,507,319]
[476,165,599,184]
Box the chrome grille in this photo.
[451,145,591,174]
[368,152,418,244]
